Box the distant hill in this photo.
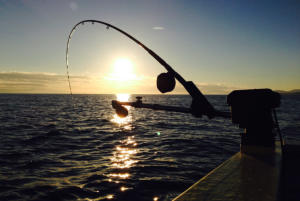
[276,89,300,94]
[289,89,300,93]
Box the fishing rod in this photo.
[66,20,230,119]
[66,21,286,186]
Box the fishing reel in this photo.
[156,72,176,93]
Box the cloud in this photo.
[152,26,165,30]
[0,72,86,93]
[0,71,146,94]
[0,72,241,94]
[167,82,242,95]
[195,83,241,94]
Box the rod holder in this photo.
[227,89,281,153]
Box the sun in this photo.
[114,58,133,75]
[109,58,137,81]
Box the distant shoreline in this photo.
[275,89,300,95]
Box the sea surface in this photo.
[0,94,299,201]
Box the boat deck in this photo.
[173,143,282,201]
[281,141,300,201]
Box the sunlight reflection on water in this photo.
[109,136,138,182]
[109,94,138,197]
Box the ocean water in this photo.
[0,94,299,201]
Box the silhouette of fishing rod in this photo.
[66,20,230,119]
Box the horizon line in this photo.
[0,92,227,95]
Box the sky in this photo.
[0,0,299,94]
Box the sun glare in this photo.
[114,58,133,74]
[116,93,130,102]
[107,58,138,81]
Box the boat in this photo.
[66,20,300,201]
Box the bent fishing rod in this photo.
[66,20,230,119]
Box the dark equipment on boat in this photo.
[112,96,230,119]
[227,89,281,149]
